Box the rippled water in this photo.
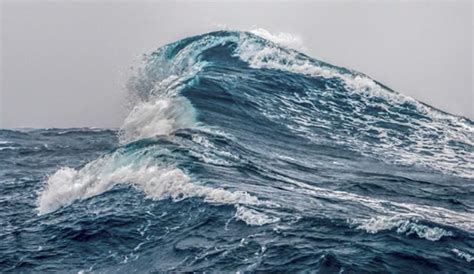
[1,30,473,272]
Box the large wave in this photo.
[38,29,474,242]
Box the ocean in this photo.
[1,30,473,273]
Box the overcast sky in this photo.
[1,0,472,128]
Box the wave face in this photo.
[1,30,473,272]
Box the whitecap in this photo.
[355,216,453,241]
[250,28,305,51]
[37,154,260,215]
[451,248,473,263]
[234,205,280,226]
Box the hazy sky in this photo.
[1,0,472,128]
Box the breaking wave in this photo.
[27,29,474,272]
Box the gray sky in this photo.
[1,0,472,128]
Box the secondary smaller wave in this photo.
[451,248,474,263]
[37,153,261,215]
[356,216,454,241]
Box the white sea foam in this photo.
[237,30,387,96]
[250,28,305,51]
[241,29,403,102]
[37,154,260,215]
[451,248,473,263]
[276,175,474,236]
[189,134,240,166]
[356,216,453,241]
[119,97,196,144]
[234,205,280,226]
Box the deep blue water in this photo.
[1,30,473,273]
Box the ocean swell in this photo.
[35,30,474,268]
